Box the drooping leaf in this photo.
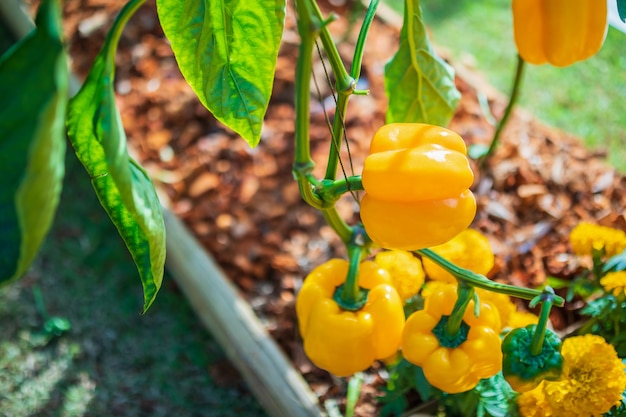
[156,0,286,147]
[66,0,165,312]
[618,0,626,23]
[384,0,460,126]
[0,0,68,284]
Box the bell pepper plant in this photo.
[3,0,615,414]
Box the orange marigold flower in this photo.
[422,229,494,283]
[517,381,554,417]
[569,222,626,258]
[600,271,626,297]
[544,334,626,417]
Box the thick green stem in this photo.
[417,248,565,306]
[529,288,556,356]
[317,175,363,202]
[480,55,525,165]
[334,244,366,308]
[293,0,324,210]
[324,93,350,180]
[446,283,474,337]
[322,208,352,243]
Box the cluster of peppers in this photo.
[296,123,566,394]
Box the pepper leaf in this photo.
[0,0,68,285]
[156,0,286,147]
[66,0,165,312]
[384,0,460,126]
[618,0,626,23]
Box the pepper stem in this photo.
[333,243,368,311]
[529,287,556,356]
[445,283,475,337]
[479,54,525,166]
[416,248,565,306]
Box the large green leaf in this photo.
[156,0,286,147]
[384,0,460,126]
[66,0,165,312]
[0,0,68,284]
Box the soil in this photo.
[60,0,626,415]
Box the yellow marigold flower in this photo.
[476,288,516,331]
[422,229,494,283]
[542,334,626,417]
[570,222,626,258]
[517,382,554,417]
[600,271,626,297]
[505,310,539,330]
[375,250,425,303]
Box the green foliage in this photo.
[379,359,434,416]
[384,0,460,126]
[605,250,626,273]
[66,0,165,312]
[0,0,67,285]
[156,0,286,147]
[441,373,517,417]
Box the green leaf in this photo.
[384,0,460,126]
[156,0,286,147]
[0,0,68,284]
[66,0,165,312]
[618,0,626,24]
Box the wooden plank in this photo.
[163,209,325,417]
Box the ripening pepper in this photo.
[512,0,608,67]
[296,259,405,377]
[402,283,503,393]
[360,123,476,251]
[501,324,563,392]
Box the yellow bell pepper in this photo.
[512,0,608,67]
[360,123,476,251]
[402,283,503,393]
[296,258,405,377]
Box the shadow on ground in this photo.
[0,151,268,417]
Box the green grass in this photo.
[386,0,626,172]
[0,153,268,417]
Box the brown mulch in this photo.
[61,0,626,414]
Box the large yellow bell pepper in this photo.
[402,283,503,393]
[296,258,405,377]
[360,123,476,251]
[512,0,608,67]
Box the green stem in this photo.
[350,0,380,81]
[317,175,363,202]
[446,283,474,337]
[345,373,363,417]
[322,208,352,243]
[342,245,366,306]
[480,54,525,165]
[310,2,354,93]
[416,248,565,306]
[293,0,324,210]
[104,0,146,65]
[324,93,350,180]
[529,288,555,356]
[32,285,49,320]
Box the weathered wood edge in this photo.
[163,209,325,417]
